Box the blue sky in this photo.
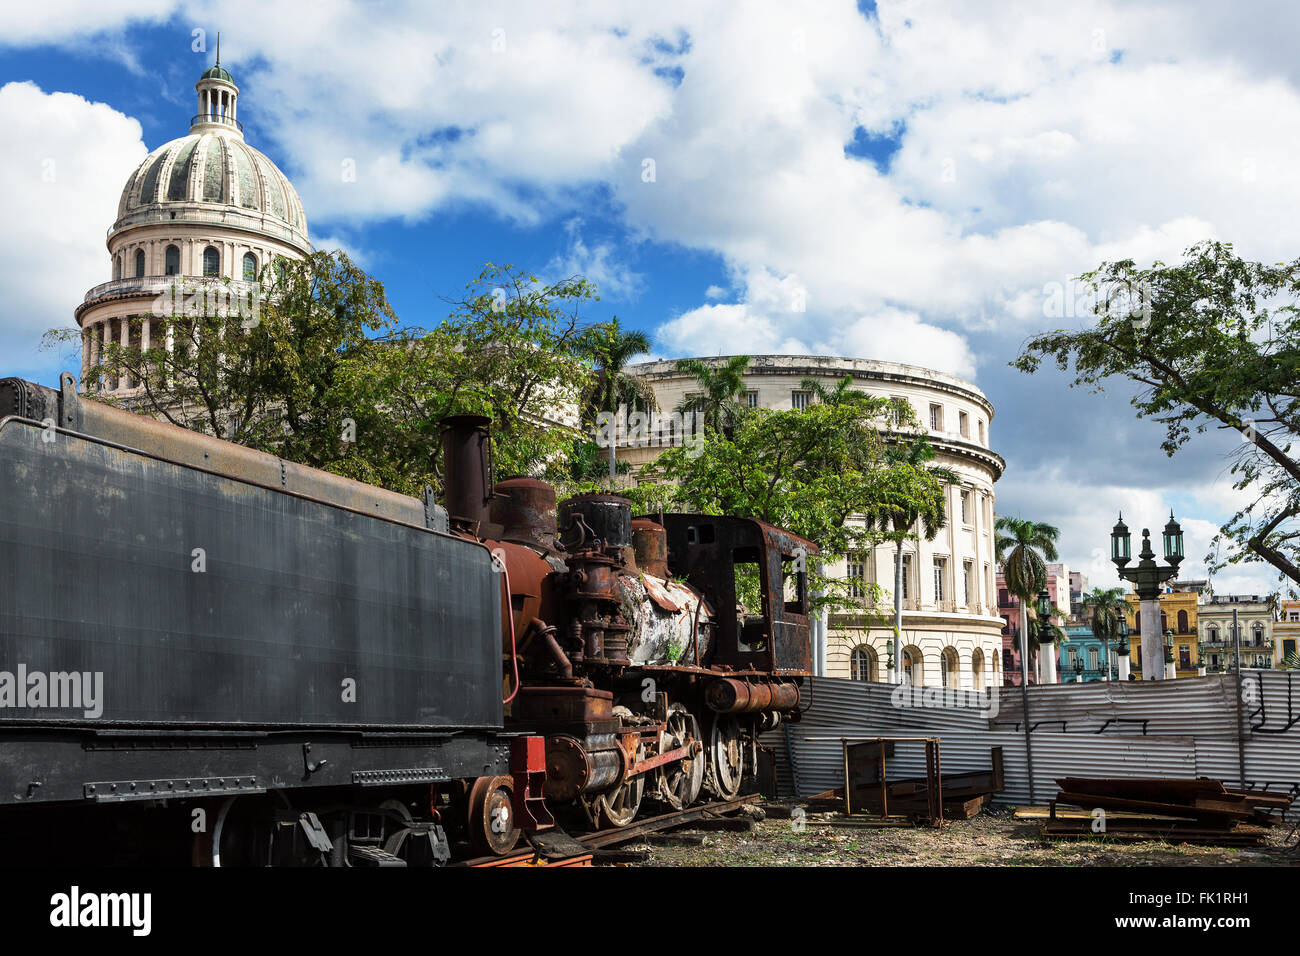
[3,0,1297,597]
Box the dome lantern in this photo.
[192,34,242,138]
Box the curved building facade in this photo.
[76,60,311,394]
[622,354,1006,689]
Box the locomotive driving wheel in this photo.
[655,704,704,810]
[466,775,520,856]
[587,743,646,828]
[705,715,745,800]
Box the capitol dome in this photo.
[78,54,313,397]
[114,130,308,247]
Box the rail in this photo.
[459,793,759,867]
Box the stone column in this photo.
[1140,599,1162,680]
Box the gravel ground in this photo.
[622,804,1299,867]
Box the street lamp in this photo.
[1073,655,1084,683]
[1111,511,1183,680]
[1164,628,1176,680]
[1036,589,1053,683]
[1114,614,1131,680]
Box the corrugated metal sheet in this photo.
[766,673,1300,819]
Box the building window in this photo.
[745,390,759,408]
[960,490,971,525]
[846,551,867,600]
[929,403,943,431]
[962,561,973,606]
[903,648,918,685]
[791,390,811,410]
[1253,623,1264,646]
[959,410,969,437]
[134,249,145,277]
[203,246,220,277]
[978,420,985,443]
[889,396,908,426]
[899,554,911,600]
[1089,648,1099,670]
[243,252,258,281]
[972,648,985,690]
[933,557,947,602]
[1068,647,1079,669]
[1180,645,1191,669]
[940,647,958,688]
[850,645,878,682]
[1208,626,1219,643]
[1177,609,1189,633]
[114,255,121,280]
[165,245,180,276]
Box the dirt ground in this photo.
[623,804,1300,867]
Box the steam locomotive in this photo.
[0,373,812,865]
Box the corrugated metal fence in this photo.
[765,671,1300,819]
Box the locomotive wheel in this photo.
[705,716,745,800]
[466,775,520,856]
[592,743,646,828]
[655,705,704,810]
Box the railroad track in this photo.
[460,794,761,867]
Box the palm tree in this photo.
[1084,586,1127,682]
[864,435,958,682]
[673,356,750,436]
[994,516,1061,684]
[580,318,655,426]
[579,318,656,478]
[799,374,872,408]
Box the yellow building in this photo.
[1278,600,1300,666]
[1125,587,1201,678]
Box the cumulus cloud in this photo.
[547,219,643,300]
[0,82,147,380]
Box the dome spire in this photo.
[192,40,242,138]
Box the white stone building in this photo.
[77,59,311,394]
[621,355,1006,689]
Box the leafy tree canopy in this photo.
[1014,240,1300,585]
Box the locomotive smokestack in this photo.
[440,414,493,532]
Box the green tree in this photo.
[1084,586,1127,681]
[50,258,598,497]
[48,250,398,469]
[336,263,596,492]
[579,317,655,425]
[863,435,958,682]
[995,516,1061,683]
[673,355,751,436]
[1014,240,1300,585]
[638,394,949,628]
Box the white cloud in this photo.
[0,0,176,47]
[0,82,147,379]
[547,219,643,300]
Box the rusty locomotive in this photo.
[0,374,812,865]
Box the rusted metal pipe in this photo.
[705,678,800,714]
[440,414,492,531]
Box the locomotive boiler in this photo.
[0,375,812,865]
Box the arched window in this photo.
[850,645,877,683]
[203,246,220,277]
[1177,609,1189,633]
[1208,626,1219,644]
[972,648,985,690]
[242,252,258,281]
[134,249,146,278]
[902,645,925,686]
[165,245,180,276]
[1253,623,1264,646]
[940,647,959,689]
[113,255,121,280]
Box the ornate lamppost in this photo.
[1111,511,1183,680]
[1114,614,1131,680]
